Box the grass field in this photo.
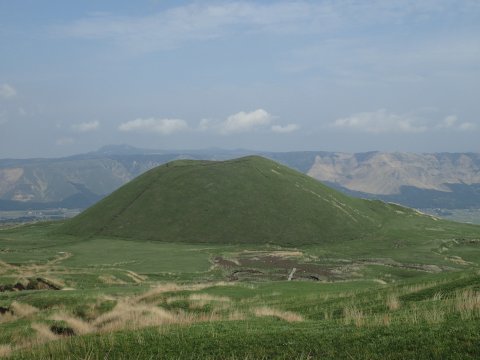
[1,219,480,358]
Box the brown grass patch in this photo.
[0,311,16,324]
[455,289,480,319]
[50,312,94,335]
[386,294,400,311]
[267,251,303,258]
[423,308,445,324]
[93,301,176,332]
[31,323,59,342]
[3,281,241,355]
[98,274,127,285]
[125,270,147,283]
[228,310,247,321]
[0,344,12,358]
[188,294,231,309]
[343,306,364,327]
[10,302,38,318]
[189,294,230,302]
[136,282,229,303]
[253,306,303,322]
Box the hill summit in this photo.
[60,156,453,245]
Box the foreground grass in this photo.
[11,318,480,360]
[1,221,480,358]
[0,271,479,359]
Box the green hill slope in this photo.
[58,156,479,245]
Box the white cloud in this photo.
[0,84,16,99]
[198,118,213,132]
[438,115,458,128]
[458,122,476,131]
[437,115,476,131]
[332,109,428,134]
[56,3,332,53]
[220,109,272,134]
[118,118,189,135]
[271,123,299,133]
[332,110,478,134]
[56,1,478,54]
[72,120,100,132]
[56,137,75,146]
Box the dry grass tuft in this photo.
[10,302,38,318]
[423,308,445,324]
[386,294,400,311]
[2,281,241,354]
[125,270,147,283]
[40,276,65,289]
[0,344,12,358]
[93,300,176,332]
[188,294,231,309]
[50,312,94,335]
[228,310,246,321]
[343,306,364,327]
[253,307,303,322]
[136,282,229,303]
[381,314,391,326]
[98,274,127,285]
[189,294,230,302]
[31,323,58,342]
[455,290,480,319]
[403,306,419,324]
[0,311,16,324]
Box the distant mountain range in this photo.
[1,145,480,210]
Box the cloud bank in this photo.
[219,109,272,134]
[56,1,476,54]
[119,118,189,135]
[117,109,298,137]
[271,124,299,133]
[72,121,100,132]
[332,110,476,134]
[332,109,427,134]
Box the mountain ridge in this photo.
[1,146,480,210]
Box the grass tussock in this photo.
[386,294,401,311]
[10,302,38,318]
[98,274,127,285]
[423,308,445,324]
[31,323,59,342]
[253,307,304,323]
[343,306,364,327]
[36,286,236,342]
[0,344,12,358]
[189,294,231,302]
[125,270,147,283]
[93,301,176,333]
[50,312,94,335]
[135,282,227,303]
[188,294,231,309]
[455,289,480,319]
[0,311,16,324]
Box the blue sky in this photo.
[1,0,479,157]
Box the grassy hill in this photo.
[58,156,479,246]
